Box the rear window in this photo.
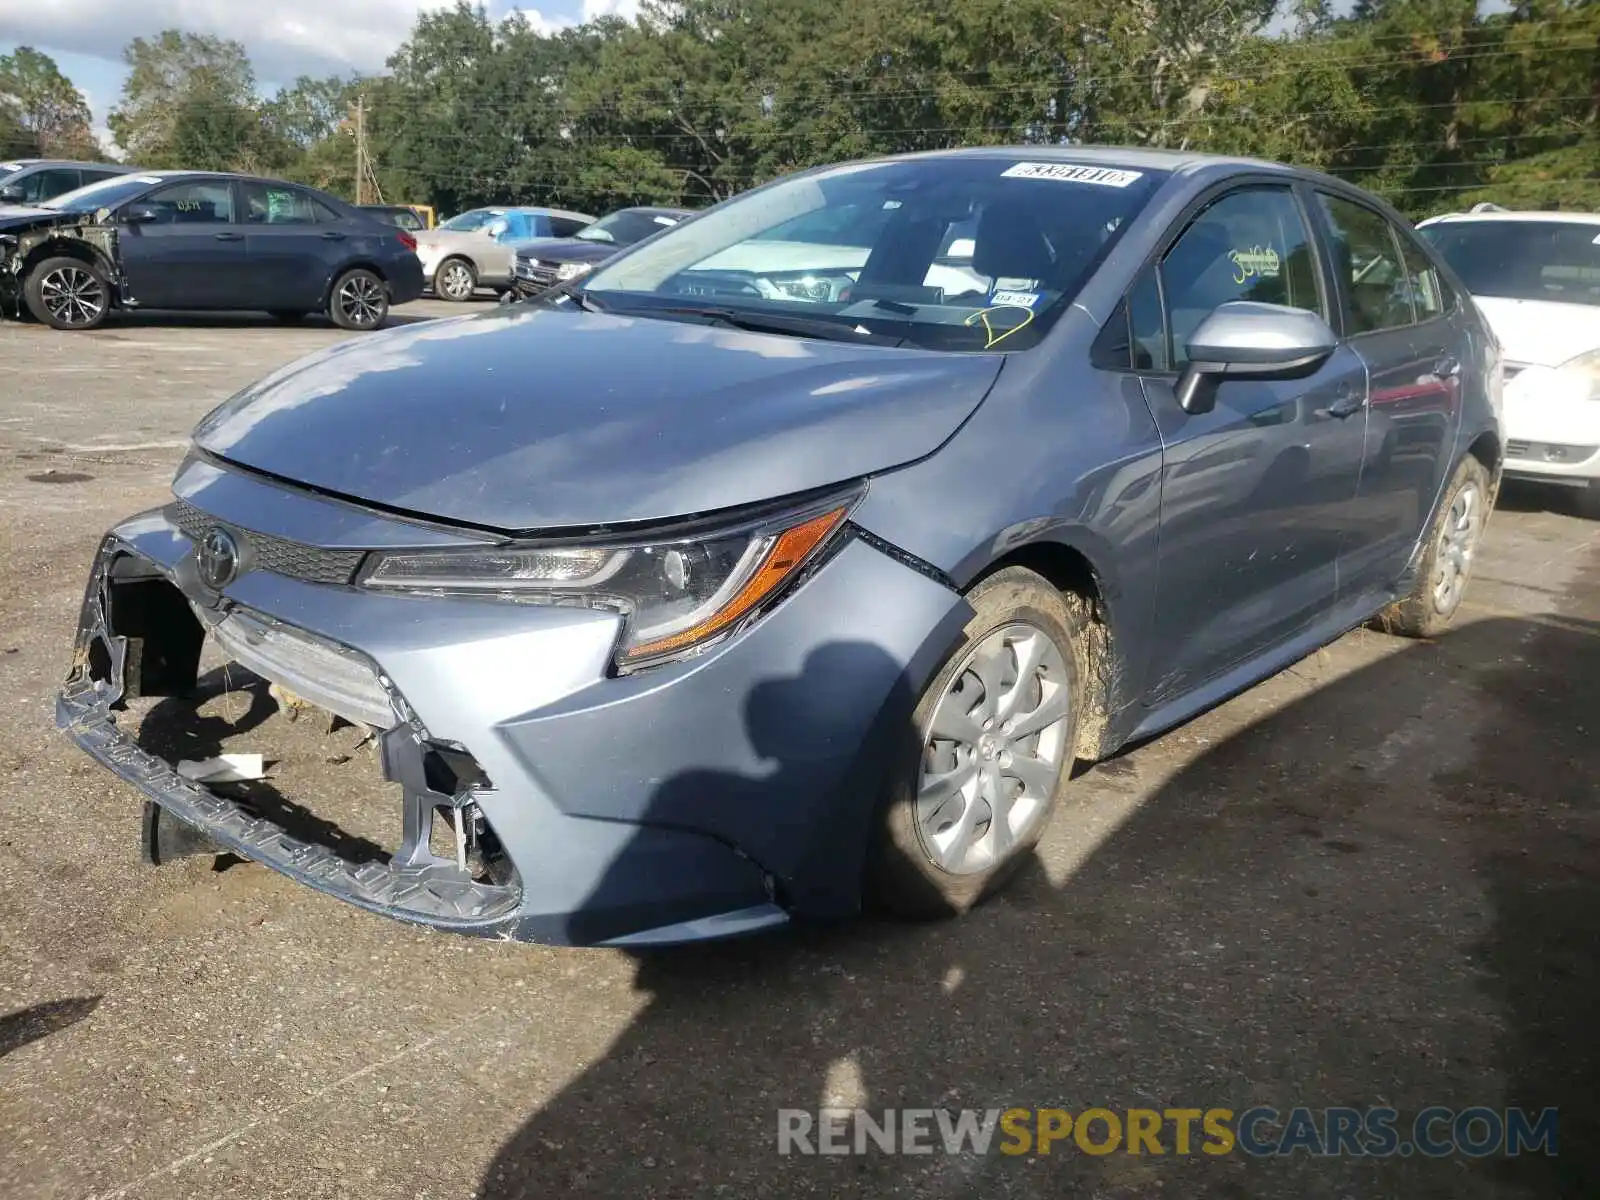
[1421,220,1600,308]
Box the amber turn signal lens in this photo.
[622,506,849,661]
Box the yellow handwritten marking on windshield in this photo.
[965,304,1036,349]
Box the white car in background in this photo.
[1418,206,1600,515]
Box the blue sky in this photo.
[0,1,639,146]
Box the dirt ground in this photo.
[0,302,1596,1199]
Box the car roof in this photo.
[1418,208,1600,228]
[1,159,136,171]
[617,205,693,218]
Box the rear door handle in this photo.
[320,230,346,241]
[1326,387,1366,419]
[213,231,243,241]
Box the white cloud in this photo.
[0,0,461,82]
[581,0,641,18]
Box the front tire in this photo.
[24,256,110,330]
[1376,455,1492,637]
[328,268,389,331]
[433,257,476,302]
[1575,481,1600,521]
[870,566,1086,918]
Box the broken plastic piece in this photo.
[176,753,265,784]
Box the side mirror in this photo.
[1175,301,1338,415]
[123,205,159,225]
[0,184,23,203]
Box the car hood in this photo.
[1472,295,1600,367]
[193,305,1004,532]
[512,238,615,265]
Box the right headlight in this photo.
[1555,346,1600,401]
[357,491,859,670]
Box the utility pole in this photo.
[352,96,368,206]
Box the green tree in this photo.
[0,46,97,159]
[110,31,257,167]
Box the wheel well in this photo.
[1466,430,1503,502]
[24,240,110,280]
[324,261,388,302]
[974,540,1120,761]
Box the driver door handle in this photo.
[1326,386,1366,419]
[213,231,243,241]
[320,230,346,241]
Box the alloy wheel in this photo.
[40,265,106,329]
[1432,479,1483,613]
[338,274,386,328]
[437,262,474,300]
[916,622,1072,875]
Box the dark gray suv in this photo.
[59,148,1502,946]
[0,159,136,206]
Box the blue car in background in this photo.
[0,170,424,330]
[59,148,1501,946]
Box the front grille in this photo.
[171,500,366,586]
[516,258,558,287]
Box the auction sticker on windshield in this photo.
[1001,163,1144,187]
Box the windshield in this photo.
[582,157,1165,351]
[44,174,160,213]
[439,208,500,233]
[1421,220,1600,308]
[579,209,682,246]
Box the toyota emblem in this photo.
[196,526,241,590]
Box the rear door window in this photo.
[242,183,327,225]
[1397,234,1446,322]
[1317,193,1415,334]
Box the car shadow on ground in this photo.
[476,596,1600,1197]
[1495,479,1596,520]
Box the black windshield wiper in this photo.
[651,305,901,345]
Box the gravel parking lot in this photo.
[1,303,1597,1199]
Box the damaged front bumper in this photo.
[1,213,123,319]
[58,535,526,934]
[57,478,967,946]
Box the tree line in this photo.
[6,0,1599,219]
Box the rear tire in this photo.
[1375,455,1492,637]
[24,256,110,330]
[433,257,476,302]
[328,268,389,331]
[869,567,1086,918]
